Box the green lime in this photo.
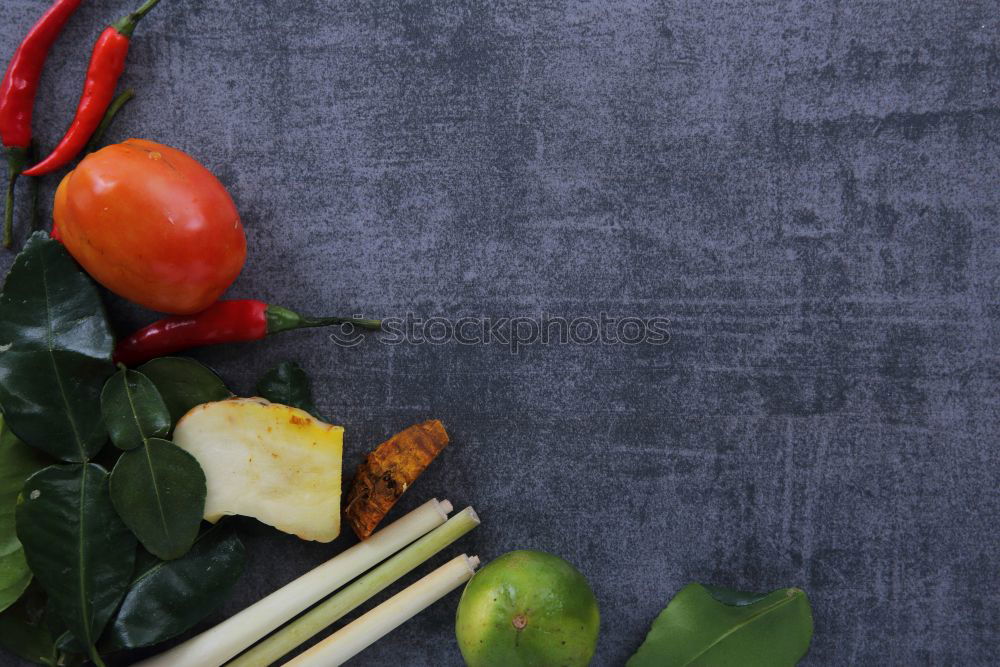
[455,550,600,666]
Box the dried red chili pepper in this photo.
[114,300,383,366]
[0,0,83,247]
[24,0,163,177]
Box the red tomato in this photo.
[53,139,246,314]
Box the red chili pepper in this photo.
[23,0,163,178]
[114,300,383,366]
[0,0,83,247]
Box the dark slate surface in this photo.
[1,1,999,665]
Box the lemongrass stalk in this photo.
[284,554,480,667]
[230,507,480,667]
[135,499,454,667]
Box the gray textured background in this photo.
[1,0,999,665]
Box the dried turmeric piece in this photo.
[345,419,449,539]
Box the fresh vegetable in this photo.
[83,88,135,154]
[137,356,232,427]
[288,554,481,666]
[97,364,209,561]
[135,499,454,667]
[0,418,48,613]
[257,361,323,419]
[0,0,82,247]
[346,419,450,540]
[173,397,344,542]
[104,524,245,651]
[455,550,600,667]
[52,139,247,314]
[57,90,138,238]
[49,87,137,243]
[23,0,165,177]
[0,233,115,462]
[101,366,208,559]
[101,367,171,451]
[231,506,481,666]
[16,464,137,667]
[109,438,207,560]
[627,583,814,666]
[0,583,61,666]
[114,300,382,365]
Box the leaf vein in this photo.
[681,591,803,666]
[143,444,172,541]
[39,252,88,461]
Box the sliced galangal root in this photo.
[173,397,343,542]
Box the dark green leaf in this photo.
[42,598,87,664]
[0,233,115,461]
[49,598,86,657]
[0,417,49,612]
[256,361,321,418]
[138,357,231,427]
[101,368,171,450]
[109,439,207,560]
[44,597,71,652]
[16,464,136,660]
[627,583,813,667]
[104,524,246,650]
[0,583,58,666]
